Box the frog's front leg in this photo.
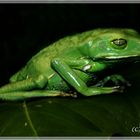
[95,74,131,87]
[51,58,122,96]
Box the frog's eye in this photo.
[111,38,127,49]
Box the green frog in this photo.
[0,28,140,101]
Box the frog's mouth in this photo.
[104,55,139,60]
[98,55,140,63]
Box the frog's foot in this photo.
[95,74,131,87]
[113,86,125,93]
[80,85,125,96]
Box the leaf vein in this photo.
[23,101,38,136]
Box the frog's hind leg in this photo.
[0,75,77,101]
[0,90,77,101]
[0,75,47,94]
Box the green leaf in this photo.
[0,86,140,136]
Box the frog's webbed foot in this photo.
[94,74,131,87]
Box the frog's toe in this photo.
[113,86,125,93]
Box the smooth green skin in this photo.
[0,28,140,101]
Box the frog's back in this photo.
[23,29,99,73]
[30,28,114,63]
[32,29,97,60]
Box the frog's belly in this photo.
[46,73,71,92]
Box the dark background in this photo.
[0,4,140,86]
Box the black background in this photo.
[0,4,140,86]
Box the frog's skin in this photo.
[0,28,140,101]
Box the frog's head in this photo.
[89,28,140,63]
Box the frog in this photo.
[0,28,140,101]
